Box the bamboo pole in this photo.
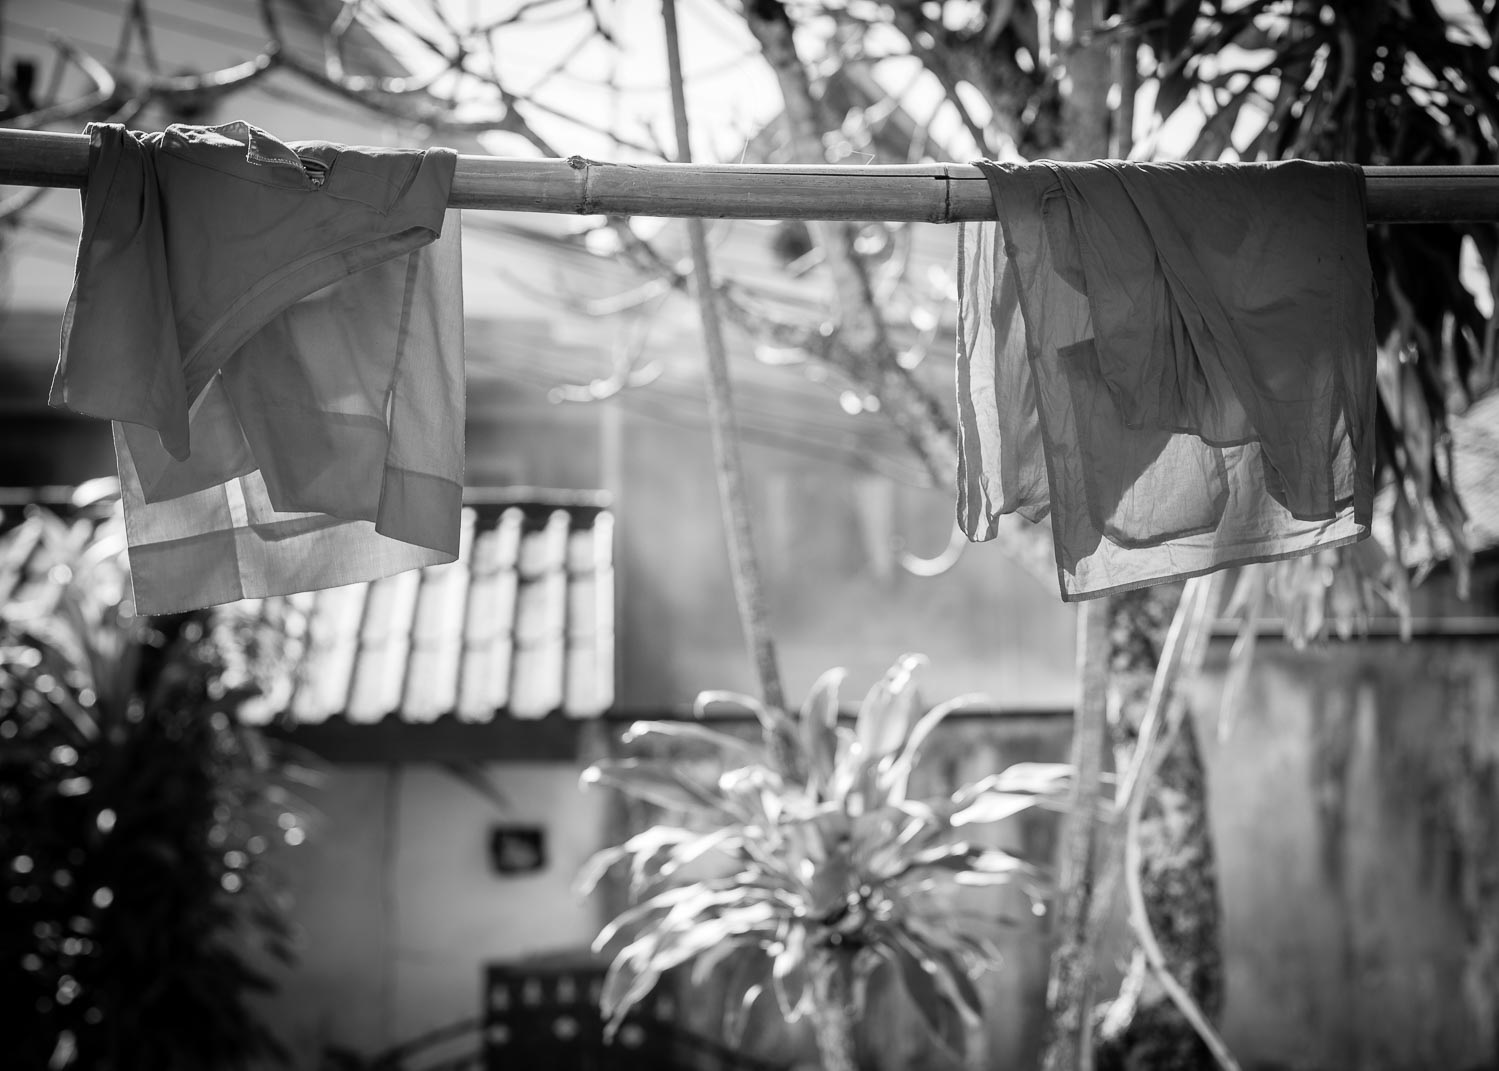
[3,127,1499,222]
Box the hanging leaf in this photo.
[725,980,767,1049]
[580,758,724,815]
[883,692,991,802]
[949,790,1039,826]
[952,848,1034,886]
[886,939,972,1058]
[620,719,759,763]
[694,689,789,738]
[854,653,927,760]
[770,926,812,1022]
[575,843,632,896]
[798,666,845,795]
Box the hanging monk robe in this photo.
[50,121,465,614]
[956,159,1378,601]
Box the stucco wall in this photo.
[1193,631,1498,1071]
[256,762,613,1066]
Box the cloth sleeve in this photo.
[378,208,466,555]
[50,123,191,460]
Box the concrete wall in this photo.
[1192,628,1499,1071]
[256,762,614,1066]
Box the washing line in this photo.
[2,127,1498,223]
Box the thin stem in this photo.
[660,0,787,722]
[1123,713,1242,1071]
[1083,575,1218,953]
[808,949,860,1071]
[1114,576,1214,810]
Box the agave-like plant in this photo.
[578,654,1070,1071]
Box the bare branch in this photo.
[13,37,117,129]
[548,307,667,403]
[744,0,956,484]
[116,0,163,74]
[470,0,584,36]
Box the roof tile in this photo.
[270,495,613,724]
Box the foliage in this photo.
[1122,0,1499,621]
[0,501,309,1071]
[579,654,1070,1061]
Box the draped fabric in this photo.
[957,160,1377,601]
[51,122,465,614]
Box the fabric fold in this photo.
[51,122,466,614]
[957,159,1377,601]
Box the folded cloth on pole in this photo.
[50,121,464,614]
[956,159,1378,602]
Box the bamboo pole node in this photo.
[568,155,597,215]
[940,163,957,223]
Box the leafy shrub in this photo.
[581,654,1069,1063]
[0,503,307,1071]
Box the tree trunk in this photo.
[808,949,860,1071]
[1095,588,1225,1071]
[1042,599,1110,1071]
[1039,1,1116,1066]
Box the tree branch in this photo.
[743,0,958,487]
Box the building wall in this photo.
[1192,624,1499,1071]
[256,761,615,1066]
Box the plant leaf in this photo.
[951,848,1033,886]
[886,938,971,1058]
[621,719,759,762]
[695,689,792,739]
[603,902,782,1034]
[770,926,812,1022]
[854,653,927,760]
[576,844,631,895]
[883,691,990,802]
[581,758,724,815]
[798,666,845,794]
[725,980,766,1049]
[949,790,1037,826]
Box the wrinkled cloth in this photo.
[51,121,465,613]
[957,159,1377,601]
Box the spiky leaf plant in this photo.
[580,654,1070,1069]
